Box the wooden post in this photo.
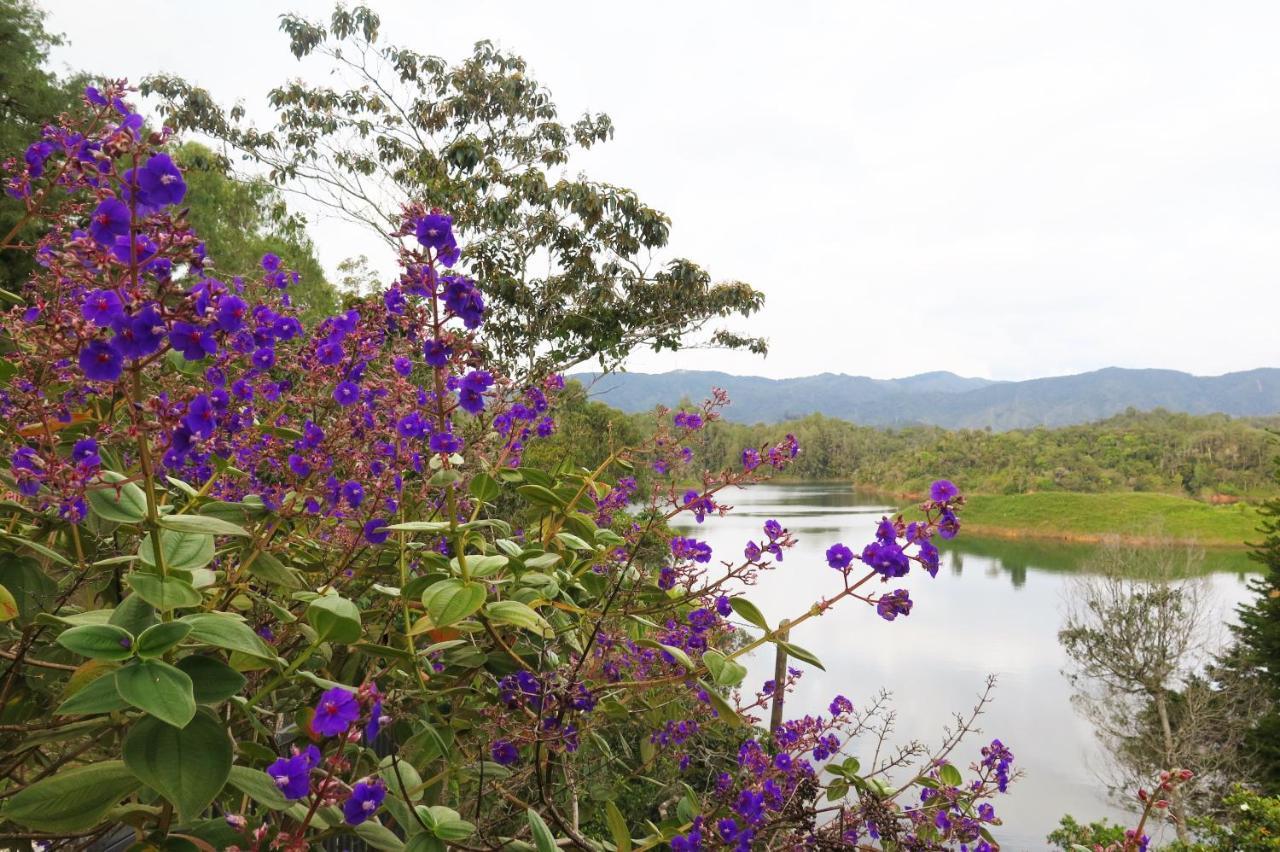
[769,619,790,736]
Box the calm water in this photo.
[674,483,1259,850]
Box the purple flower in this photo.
[829,695,853,715]
[741,448,761,471]
[918,539,940,577]
[288,454,312,478]
[342,480,365,508]
[252,347,276,371]
[261,253,281,272]
[876,588,913,622]
[266,747,319,800]
[670,536,712,563]
[363,518,390,545]
[938,509,960,540]
[674,411,704,430]
[343,780,387,826]
[930,479,959,502]
[110,305,165,359]
[215,294,248,332]
[458,369,494,414]
[422,338,451,368]
[715,595,732,617]
[392,356,412,376]
[317,340,344,365]
[183,394,217,439]
[312,687,360,737]
[72,438,101,468]
[429,432,462,454]
[825,543,853,570]
[78,339,122,382]
[81,289,123,327]
[415,213,459,266]
[133,153,186,207]
[365,696,385,742]
[169,322,217,361]
[25,141,53,177]
[89,198,130,245]
[333,381,360,406]
[491,740,519,766]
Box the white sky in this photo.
[39,0,1280,381]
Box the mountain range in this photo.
[567,368,1280,430]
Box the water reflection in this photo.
[673,483,1259,848]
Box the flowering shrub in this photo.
[0,85,1010,850]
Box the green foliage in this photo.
[141,7,766,377]
[0,0,81,291]
[1047,814,1130,850]
[691,409,1278,500]
[1231,460,1280,793]
[1165,787,1280,851]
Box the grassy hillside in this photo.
[956,492,1262,548]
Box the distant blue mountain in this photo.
[568,368,1280,429]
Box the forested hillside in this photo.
[666,406,1280,498]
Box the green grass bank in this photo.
[953,492,1262,549]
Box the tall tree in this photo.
[140,4,766,378]
[0,0,79,290]
[1232,459,1280,793]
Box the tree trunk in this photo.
[1154,691,1190,842]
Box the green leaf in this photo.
[56,623,135,661]
[109,592,157,635]
[421,579,486,628]
[525,808,558,852]
[464,554,508,578]
[406,835,445,852]
[307,594,362,643]
[523,552,561,570]
[159,513,252,538]
[605,800,632,852]
[115,659,197,728]
[226,765,290,810]
[697,679,744,727]
[0,532,71,566]
[384,520,452,533]
[128,571,203,610]
[728,597,769,631]
[778,640,825,671]
[485,600,552,636]
[702,649,748,687]
[87,471,148,523]
[176,655,246,703]
[0,553,56,622]
[355,819,406,850]
[138,529,215,572]
[246,550,302,589]
[182,613,275,660]
[469,472,500,503]
[56,670,130,715]
[553,532,592,551]
[0,760,141,832]
[517,484,565,509]
[136,621,193,658]
[123,710,232,823]
[938,763,963,787]
[427,469,463,487]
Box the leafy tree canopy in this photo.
[141,4,766,377]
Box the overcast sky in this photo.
[39,0,1280,381]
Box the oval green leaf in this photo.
[115,659,197,729]
[123,710,232,823]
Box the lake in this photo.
[673,483,1260,849]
